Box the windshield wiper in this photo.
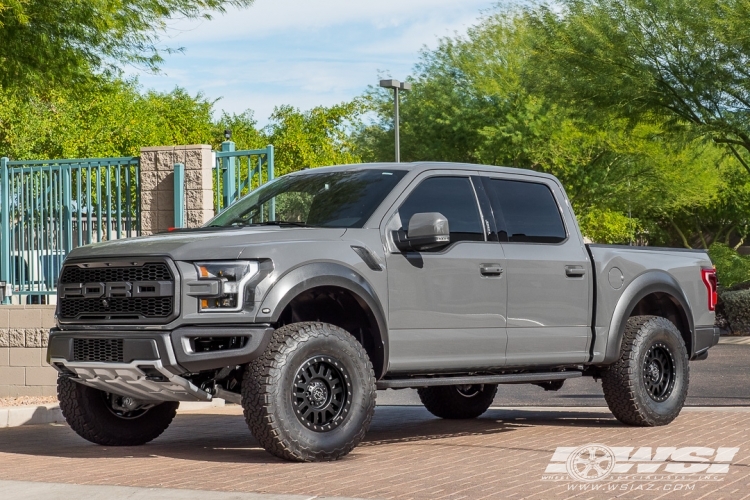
[258,220,317,227]
[226,220,317,228]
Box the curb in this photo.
[0,404,63,428]
[0,399,227,429]
[719,336,750,345]
[0,479,367,500]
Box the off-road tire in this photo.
[242,322,377,462]
[601,315,689,426]
[57,376,178,446]
[418,384,498,419]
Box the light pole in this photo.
[379,79,411,162]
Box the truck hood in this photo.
[66,226,348,262]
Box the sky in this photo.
[130,0,498,125]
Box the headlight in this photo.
[195,261,259,311]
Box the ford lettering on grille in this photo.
[58,261,176,323]
[61,281,173,299]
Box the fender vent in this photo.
[73,339,124,363]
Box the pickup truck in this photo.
[48,162,720,462]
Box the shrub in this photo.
[708,243,750,288]
[718,288,750,335]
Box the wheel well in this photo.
[276,286,384,378]
[629,292,692,354]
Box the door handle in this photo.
[565,265,586,277]
[480,264,504,276]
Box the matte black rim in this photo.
[103,393,151,419]
[456,384,483,398]
[643,343,676,402]
[292,356,351,432]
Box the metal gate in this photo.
[0,156,140,303]
[213,143,275,214]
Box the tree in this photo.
[355,11,726,246]
[0,78,215,159]
[211,110,266,152]
[525,0,750,174]
[266,102,364,176]
[0,0,254,91]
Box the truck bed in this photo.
[586,244,715,363]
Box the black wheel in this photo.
[418,384,498,419]
[57,376,178,446]
[242,322,377,462]
[601,315,689,426]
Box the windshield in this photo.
[208,168,407,228]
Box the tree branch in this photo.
[669,217,692,249]
[725,144,750,176]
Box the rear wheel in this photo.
[58,376,178,446]
[242,322,377,462]
[418,384,498,419]
[601,315,689,426]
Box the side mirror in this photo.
[392,212,450,252]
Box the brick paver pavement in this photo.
[1,405,749,499]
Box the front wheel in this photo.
[242,322,377,462]
[418,384,498,419]
[601,315,689,426]
[58,376,178,446]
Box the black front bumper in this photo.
[48,325,274,374]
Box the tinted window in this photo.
[485,179,566,243]
[209,169,407,228]
[398,176,484,243]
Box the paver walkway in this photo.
[1,405,749,499]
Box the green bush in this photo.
[577,208,637,244]
[707,243,750,288]
[718,288,750,335]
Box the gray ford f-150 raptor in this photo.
[48,162,720,462]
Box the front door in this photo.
[481,175,591,366]
[384,174,508,373]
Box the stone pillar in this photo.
[139,145,215,235]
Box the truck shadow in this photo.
[0,405,621,464]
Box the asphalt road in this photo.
[377,343,750,407]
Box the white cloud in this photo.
[132,0,498,124]
[163,0,493,42]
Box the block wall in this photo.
[0,306,57,398]
[139,144,215,235]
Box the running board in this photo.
[376,371,582,390]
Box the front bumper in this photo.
[48,325,273,402]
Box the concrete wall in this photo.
[0,306,57,398]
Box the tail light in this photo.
[701,268,718,312]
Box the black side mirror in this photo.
[392,212,450,252]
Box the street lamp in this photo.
[379,79,411,162]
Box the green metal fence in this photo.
[213,142,274,215]
[0,156,140,303]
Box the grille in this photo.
[58,261,175,323]
[73,339,124,362]
[60,263,172,284]
[60,297,173,319]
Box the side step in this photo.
[376,371,582,390]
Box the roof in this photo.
[284,162,559,183]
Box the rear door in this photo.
[481,174,591,366]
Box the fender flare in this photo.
[602,270,695,364]
[256,262,389,378]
